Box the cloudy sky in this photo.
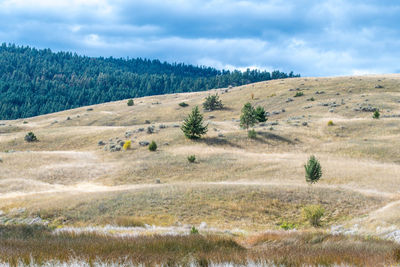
[0,0,399,76]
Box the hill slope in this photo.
[0,44,298,119]
[0,74,400,265]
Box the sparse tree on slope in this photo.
[240,103,257,129]
[181,106,208,139]
[255,106,267,122]
[304,155,322,184]
[203,94,224,111]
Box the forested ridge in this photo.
[0,43,299,119]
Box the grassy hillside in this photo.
[1,74,400,265]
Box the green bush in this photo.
[255,106,267,122]
[148,141,157,151]
[304,155,322,184]
[190,226,199,234]
[327,120,334,126]
[294,91,304,97]
[203,94,223,111]
[24,132,37,142]
[279,221,296,230]
[179,102,189,107]
[127,99,134,106]
[188,155,196,163]
[303,205,325,227]
[373,109,380,119]
[248,129,257,139]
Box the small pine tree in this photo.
[187,155,196,163]
[304,155,322,184]
[148,141,157,151]
[127,99,134,106]
[373,109,380,119]
[255,106,267,122]
[240,103,257,129]
[203,94,223,111]
[181,106,208,139]
[24,132,37,142]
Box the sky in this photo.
[0,0,399,76]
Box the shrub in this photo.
[123,140,131,150]
[203,94,223,111]
[307,97,315,101]
[279,221,296,230]
[188,155,196,163]
[24,132,37,142]
[373,109,380,119]
[147,126,155,134]
[240,103,257,129]
[127,99,134,106]
[327,120,334,126]
[303,205,325,227]
[148,141,157,151]
[304,155,322,184]
[248,129,257,139]
[294,91,304,97]
[190,226,199,234]
[179,102,189,107]
[251,93,254,100]
[255,106,267,122]
[181,106,208,139]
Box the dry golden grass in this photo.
[1,74,400,253]
[0,224,399,266]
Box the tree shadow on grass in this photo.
[253,131,295,145]
[195,137,242,149]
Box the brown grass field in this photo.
[1,74,400,265]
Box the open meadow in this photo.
[1,75,400,266]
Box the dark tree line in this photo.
[0,43,300,119]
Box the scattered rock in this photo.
[329,109,334,113]
[281,109,286,113]
[145,120,151,124]
[208,115,215,119]
[286,98,294,103]
[98,140,105,146]
[147,126,155,134]
[155,179,161,184]
[163,142,169,146]
[315,91,325,94]
[304,105,312,109]
[173,124,180,128]
[66,117,71,120]
[139,141,150,146]
[375,85,384,88]
[159,124,166,129]
[87,108,94,111]
[272,111,281,115]
[218,133,224,138]
[302,122,308,126]
[125,131,133,138]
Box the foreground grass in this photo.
[0,225,399,266]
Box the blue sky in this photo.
[0,0,399,76]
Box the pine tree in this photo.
[255,106,267,122]
[203,94,223,111]
[181,106,208,139]
[304,155,322,184]
[240,103,257,129]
